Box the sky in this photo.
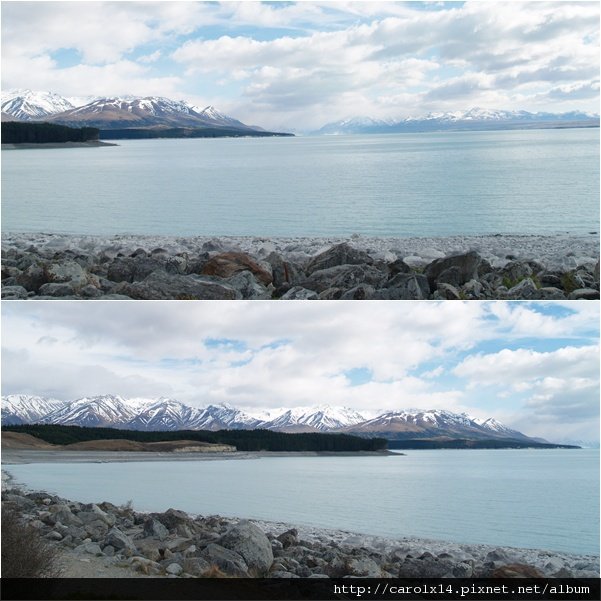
[1,1,599,130]
[2,300,599,443]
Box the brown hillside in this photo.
[1,432,57,449]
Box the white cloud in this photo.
[2,1,597,129]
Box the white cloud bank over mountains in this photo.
[1,301,598,442]
[1,1,598,130]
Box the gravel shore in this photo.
[2,232,599,300]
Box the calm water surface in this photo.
[2,129,598,237]
[7,449,599,555]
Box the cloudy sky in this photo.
[2,301,599,443]
[1,1,599,130]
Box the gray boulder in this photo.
[507,278,539,299]
[200,543,249,577]
[44,261,88,289]
[1,285,29,299]
[568,288,600,300]
[340,284,376,299]
[224,271,271,299]
[182,557,212,577]
[305,243,374,275]
[105,527,137,554]
[280,286,319,300]
[437,283,461,300]
[386,273,430,299]
[218,520,274,576]
[424,251,481,292]
[302,264,386,293]
[115,271,241,300]
[266,252,305,289]
[143,518,169,541]
[38,282,76,297]
[16,263,46,292]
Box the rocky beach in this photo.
[2,461,599,580]
[2,232,599,300]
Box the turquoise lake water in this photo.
[6,449,599,555]
[2,129,598,237]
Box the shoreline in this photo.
[1,448,398,465]
[1,140,117,149]
[1,468,598,579]
[2,232,599,300]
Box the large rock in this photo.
[507,278,539,299]
[105,527,137,554]
[115,271,241,300]
[224,271,271,299]
[568,288,600,300]
[492,564,545,578]
[45,261,87,288]
[200,543,249,577]
[182,557,212,577]
[218,520,274,576]
[107,257,164,283]
[1,285,29,299]
[201,252,272,286]
[386,273,430,300]
[143,518,169,541]
[301,264,386,293]
[16,263,46,292]
[266,252,305,289]
[424,251,482,292]
[305,243,374,275]
[280,286,318,300]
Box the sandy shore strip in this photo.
[2,467,598,579]
[2,448,397,465]
[1,141,117,149]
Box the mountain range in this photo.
[2,90,598,136]
[316,107,599,135]
[1,394,544,444]
[1,89,269,134]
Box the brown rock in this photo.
[201,252,272,286]
[492,564,545,578]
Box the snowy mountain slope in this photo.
[1,395,67,425]
[261,405,366,432]
[42,395,149,428]
[1,90,75,120]
[1,395,540,443]
[316,108,600,134]
[344,409,535,441]
[1,90,261,131]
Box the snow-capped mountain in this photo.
[1,395,542,443]
[316,108,599,135]
[262,405,366,432]
[41,395,147,428]
[1,394,67,425]
[343,409,537,442]
[1,90,76,121]
[1,90,260,131]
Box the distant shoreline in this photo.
[1,449,398,465]
[1,140,117,149]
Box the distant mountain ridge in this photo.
[1,90,262,132]
[2,394,545,444]
[317,107,600,135]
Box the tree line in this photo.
[2,122,99,144]
[3,424,388,452]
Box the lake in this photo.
[6,449,599,555]
[2,129,598,238]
